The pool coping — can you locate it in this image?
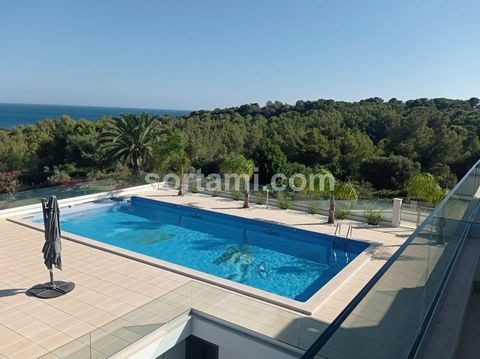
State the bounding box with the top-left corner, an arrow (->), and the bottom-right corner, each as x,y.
7,197 -> 378,316
9,215 -> 374,315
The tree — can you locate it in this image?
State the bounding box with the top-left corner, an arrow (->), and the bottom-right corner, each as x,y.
339,130 -> 376,179
220,154 -> 255,208
155,134 -> 191,196
0,171 -> 21,196
252,140 -> 288,183
1,97 -> 479,196
360,156 -> 420,189
406,173 -> 446,205
297,167 -> 358,224
335,181 -> 359,201
328,181 -> 359,224
98,113 -> 160,175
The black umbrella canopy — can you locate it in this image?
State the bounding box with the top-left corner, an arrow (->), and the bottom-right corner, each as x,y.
28,195 -> 74,298
42,195 -> 62,271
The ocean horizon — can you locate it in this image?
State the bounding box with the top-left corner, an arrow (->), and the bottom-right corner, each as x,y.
0,103 -> 191,129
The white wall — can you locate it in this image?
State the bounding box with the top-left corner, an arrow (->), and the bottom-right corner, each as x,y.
121,314 -> 302,359
191,316 -> 301,359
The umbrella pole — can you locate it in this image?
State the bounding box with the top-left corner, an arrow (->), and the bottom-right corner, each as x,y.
49,269 -> 56,289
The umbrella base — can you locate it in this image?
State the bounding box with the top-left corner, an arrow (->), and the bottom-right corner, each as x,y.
28,281 -> 75,299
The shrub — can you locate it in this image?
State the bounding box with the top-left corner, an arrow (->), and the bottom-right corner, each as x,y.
86,170 -> 104,182
308,205 -> 321,215
335,208 -> 350,220
211,190 -> 219,197
406,173 -> 446,205
276,192 -> 293,209
231,190 -> 242,200
47,169 -> 72,185
189,181 -> 199,193
365,209 -> 383,225
252,191 -> 266,205
0,171 -> 21,194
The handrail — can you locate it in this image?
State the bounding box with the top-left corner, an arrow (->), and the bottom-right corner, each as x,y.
301,160 -> 480,359
345,224 -> 352,238
332,222 -> 341,250
334,222 -> 341,236
344,224 -> 352,251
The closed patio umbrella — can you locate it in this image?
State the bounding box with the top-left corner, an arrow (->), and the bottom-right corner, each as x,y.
29,196 -> 75,298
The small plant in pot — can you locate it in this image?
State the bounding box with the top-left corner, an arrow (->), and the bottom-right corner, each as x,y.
276,192 -> 293,209
365,209 -> 383,225
189,181 -> 199,193
335,208 -> 350,220
231,190 -> 243,201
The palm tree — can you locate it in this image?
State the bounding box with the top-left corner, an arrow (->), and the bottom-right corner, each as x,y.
155,134 -> 191,196
407,173 -> 447,230
220,154 -> 255,208
99,113 -> 160,175
328,181 -> 359,224
407,173 -> 446,205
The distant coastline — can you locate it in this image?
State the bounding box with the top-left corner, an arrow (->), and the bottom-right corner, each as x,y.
0,103 -> 190,129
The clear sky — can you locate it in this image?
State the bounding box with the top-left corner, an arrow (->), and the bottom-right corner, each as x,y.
0,0 -> 478,110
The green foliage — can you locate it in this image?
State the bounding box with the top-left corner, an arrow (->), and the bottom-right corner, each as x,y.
276,192 -> 293,209
220,154 -> 255,207
360,156 -> 420,189
252,140 -> 289,183
220,154 -> 255,181
365,209 -> 383,225
0,172 -> 21,194
406,173 -> 447,205
1,98 -> 479,196
298,166 -> 334,196
155,134 -> 189,172
189,180 -> 199,193
335,208 -> 350,220
85,170 -> 104,181
47,170 -> 71,185
99,113 -> 160,175
252,191 -> 266,205
155,134 -> 191,195
335,181 -> 359,200
231,190 -> 243,200
308,205 -> 321,215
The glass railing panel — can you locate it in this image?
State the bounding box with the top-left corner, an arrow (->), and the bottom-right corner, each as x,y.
441,166 -> 480,221
328,236 -> 430,358
306,161 -> 480,359
0,178 -> 146,210
40,283 -> 193,359
188,281 -> 306,348
42,281 -> 318,358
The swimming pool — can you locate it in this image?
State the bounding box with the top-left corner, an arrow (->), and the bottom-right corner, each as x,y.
28,196 -> 368,302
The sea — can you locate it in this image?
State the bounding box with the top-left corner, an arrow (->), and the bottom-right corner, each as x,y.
0,103 -> 191,129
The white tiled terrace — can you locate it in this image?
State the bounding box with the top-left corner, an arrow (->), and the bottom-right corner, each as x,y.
0,189 -> 413,358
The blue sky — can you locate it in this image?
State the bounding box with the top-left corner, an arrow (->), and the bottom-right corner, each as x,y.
0,0 -> 478,110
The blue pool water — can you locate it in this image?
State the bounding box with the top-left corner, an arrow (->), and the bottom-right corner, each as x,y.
30,197 -> 368,301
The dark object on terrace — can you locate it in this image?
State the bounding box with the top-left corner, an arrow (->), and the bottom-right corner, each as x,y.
28,195 -> 75,298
